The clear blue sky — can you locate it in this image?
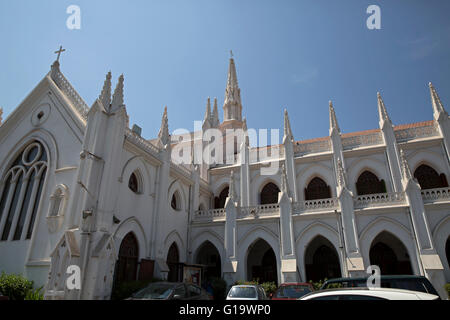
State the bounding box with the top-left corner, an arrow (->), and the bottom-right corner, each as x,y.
1,0 -> 450,142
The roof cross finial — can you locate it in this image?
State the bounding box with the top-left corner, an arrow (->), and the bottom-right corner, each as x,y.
54,45 -> 66,62
230,50 -> 233,58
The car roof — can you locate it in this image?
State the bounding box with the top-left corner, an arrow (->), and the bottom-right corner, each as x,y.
301,287 -> 438,300
324,275 -> 427,282
230,285 -> 259,288
279,283 -> 312,287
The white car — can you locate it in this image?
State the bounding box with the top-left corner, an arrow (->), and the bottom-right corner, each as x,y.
299,287 -> 440,300
226,285 -> 267,300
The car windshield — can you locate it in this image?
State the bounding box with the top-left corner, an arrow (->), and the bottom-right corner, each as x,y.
275,285 -> 312,298
132,283 -> 174,299
228,287 -> 257,298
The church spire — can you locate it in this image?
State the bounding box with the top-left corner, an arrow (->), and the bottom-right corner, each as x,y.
99,71 -> 112,109
223,53 -> 243,122
377,92 -> 392,126
329,100 -> 340,135
429,82 -> 448,120
111,74 -> 124,111
158,106 -> 170,147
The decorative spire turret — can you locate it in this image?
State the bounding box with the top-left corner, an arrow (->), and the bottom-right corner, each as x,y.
399,149 -> 413,181
99,71 -> 112,109
329,101 -> 340,135
228,170 -> 237,200
111,74 -> 124,111
283,109 -> 294,143
212,97 -> 220,127
0,107 -> 3,125
429,82 -> 448,120
223,54 -> 243,122
157,106 -> 170,147
377,92 -> 391,125
203,97 -> 211,124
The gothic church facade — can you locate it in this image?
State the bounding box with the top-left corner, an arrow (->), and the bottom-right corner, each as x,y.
0,55 -> 449,299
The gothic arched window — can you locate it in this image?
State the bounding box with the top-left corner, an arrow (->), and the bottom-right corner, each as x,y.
171,191 -> 182,211
355,171 -> 386,196
214,186 -> 229,209
260,182 -> 280,205
305,177 -> 331,200
128,172 -> 139,194
0,141 -> 48,241
413,164 -> 448,190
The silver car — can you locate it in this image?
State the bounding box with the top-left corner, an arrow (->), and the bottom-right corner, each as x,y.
226,285 -> 267,300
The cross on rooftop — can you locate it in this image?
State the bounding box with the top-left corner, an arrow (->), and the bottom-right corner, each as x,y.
54,46 -> 66,62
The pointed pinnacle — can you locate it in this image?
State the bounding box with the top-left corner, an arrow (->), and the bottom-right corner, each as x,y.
158,106 -> 170,147
284,109 -> 293,139
429,82 -> 447,116
99,71 -> 112,109
377,92 -> 391,123
212,97 -> 219,126
329,100 -> 340,134
111,74 -> 124,109
204,97 -> 211,121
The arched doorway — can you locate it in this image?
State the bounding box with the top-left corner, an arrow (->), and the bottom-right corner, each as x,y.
246,239 -> 278,285
115,232 -> 139,284
260,182 -> 280,205
195,241 -> 222,280
167,242 -> 181,282
305,236 -> 341,282
305,177 -> 331,200
369,231 -> 413,275
214,186 -> 229,209
414,164 -> 448,190
356,170 -> 386,195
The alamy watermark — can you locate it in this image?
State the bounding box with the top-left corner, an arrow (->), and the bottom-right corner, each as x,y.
171,122 -> 281,175
66,5 -> 81,30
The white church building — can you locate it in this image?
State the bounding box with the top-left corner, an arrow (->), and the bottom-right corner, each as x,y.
0,53 -> 449,299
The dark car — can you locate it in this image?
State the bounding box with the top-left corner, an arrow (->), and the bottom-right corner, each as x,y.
320,275 -> 440,297
128,282 -> 212,300
271,283 -> 314,300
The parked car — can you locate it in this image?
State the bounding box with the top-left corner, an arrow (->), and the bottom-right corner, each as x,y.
271,283 -> 314,300
320,275 -> 440,297
0,290 -> 8,300
299,287 -> 440,300
127,282 -> 212,300
226,285 -> 267,300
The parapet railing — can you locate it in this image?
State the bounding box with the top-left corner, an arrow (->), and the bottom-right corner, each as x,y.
421,187 -> 450,203
354,192 -> 406,209
239,203 -> 280,218
292,198 -> 339,215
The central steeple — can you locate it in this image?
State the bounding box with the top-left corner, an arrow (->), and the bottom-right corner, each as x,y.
223,53 -> 243,122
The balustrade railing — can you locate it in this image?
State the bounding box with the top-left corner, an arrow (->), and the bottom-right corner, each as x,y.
421,187 -> 450,203
292,198 -> 339,214
194,209 -> 226,221
239,203 -> 280,218
354,192 -> 406,209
